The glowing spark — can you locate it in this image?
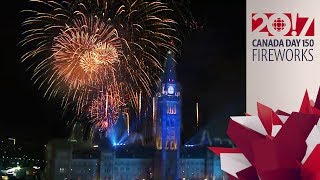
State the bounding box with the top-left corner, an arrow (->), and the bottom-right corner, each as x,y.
196,102 -> 199,129
139,90 -> 142,120
152,97 -> 156,127
105,92 -> 108,119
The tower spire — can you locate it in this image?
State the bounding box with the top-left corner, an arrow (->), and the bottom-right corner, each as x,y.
162,51 -> 177,83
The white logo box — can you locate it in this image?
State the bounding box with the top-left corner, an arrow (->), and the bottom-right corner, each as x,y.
246,0 -> 320,114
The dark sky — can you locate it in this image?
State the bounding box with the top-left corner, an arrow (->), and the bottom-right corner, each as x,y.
0,1 -> 245,148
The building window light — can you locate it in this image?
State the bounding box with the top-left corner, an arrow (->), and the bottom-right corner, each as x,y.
59,168 -> 66,173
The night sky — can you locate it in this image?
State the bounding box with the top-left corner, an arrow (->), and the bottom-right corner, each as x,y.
0,1 -> 245,149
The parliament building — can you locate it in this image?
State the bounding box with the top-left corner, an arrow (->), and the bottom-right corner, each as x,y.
45,52 -> 231,180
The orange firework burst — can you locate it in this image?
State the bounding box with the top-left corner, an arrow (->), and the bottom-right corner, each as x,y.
80,43 -> 119,74
52,15 -> 121,90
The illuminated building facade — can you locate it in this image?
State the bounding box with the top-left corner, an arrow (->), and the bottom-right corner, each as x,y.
45,141 -> 229,180
44,52 -> 231,180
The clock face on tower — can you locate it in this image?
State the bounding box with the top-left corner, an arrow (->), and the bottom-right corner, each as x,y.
168,85 -> 174,94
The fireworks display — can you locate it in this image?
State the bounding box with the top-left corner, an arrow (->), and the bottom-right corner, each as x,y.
87,81 -> 128,130
52,15 -> 121,89
21,0 -> 181,130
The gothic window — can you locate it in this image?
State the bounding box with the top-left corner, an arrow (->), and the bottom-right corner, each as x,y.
156,139 -> 162,150
166,104 -> 170,114
170,141 -> 174,150
172,104 -> 177,114
170,141 -> 177,150
165,140 -> 170,150
167,103 -> 177,114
